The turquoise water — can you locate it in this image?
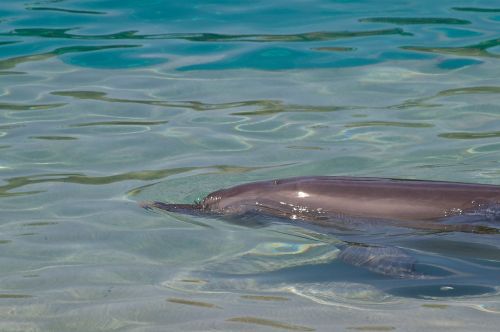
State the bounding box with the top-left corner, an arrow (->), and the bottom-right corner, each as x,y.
1,0 -> 500,330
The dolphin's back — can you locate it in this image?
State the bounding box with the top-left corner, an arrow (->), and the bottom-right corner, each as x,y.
203,176 -> 500,223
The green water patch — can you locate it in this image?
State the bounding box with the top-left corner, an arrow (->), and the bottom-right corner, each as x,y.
179,47 -> 381,71
2,28 -> 133,39
312,46 -> 356,52
392,86 -> 500,109
0,294 -> 32,299
435,27 -> 482,39
0,53 -> 52,70
402,37 -> 500,58
231,104 -> 352,116
0,41 -> 19,46
177,28 -> 411,42
26,7 -> 106,15
436,86 -> 500,97
52,91 -> 111,100
64,47 -> 166,68
70,120 -> 168,127
179,279 -> 206,284
51,90 -> 355,115
0,71 -> 25,75
379,50 -> 434,60
0,124 -> 24,130
0,240 -> 11,244
0,44 -> 139,70
30,136 -> 77,140
23,221 -> 58,226
0,102 -> 66,111
227,317 -> 315,331
169,28 -> 411,43
438,131 -> 500,139
167,297 -> 221,309
287,146 -> 325,151
4,27 -> 411,42
52,90 -> 274,112
359,17 -> 470,25
344,121 -> 434,128
389,100 -> 442,110
241,295 -> 289,301
437,58 -> 482,69
452,7 -> 500,13
347,327 -> 395,331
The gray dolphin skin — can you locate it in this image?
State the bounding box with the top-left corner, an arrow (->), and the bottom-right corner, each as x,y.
145,176 -> 500,233
143,176 -> 500,277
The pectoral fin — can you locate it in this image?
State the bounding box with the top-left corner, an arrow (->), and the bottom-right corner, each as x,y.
338,244 -> 417,278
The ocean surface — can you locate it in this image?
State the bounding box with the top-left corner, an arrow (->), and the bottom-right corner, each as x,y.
1,0 -> 500,331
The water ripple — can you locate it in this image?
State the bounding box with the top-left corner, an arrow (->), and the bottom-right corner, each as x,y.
26,7 -> 106,15
3,27 -> 411,42
439,131 -> 500,139
0,45 -> 140,70
313,46 -> 356,52
70,120 -> 169,127
51,90 -> 278,111
452,7 -> 500,13
344,121 -> 434,128
402,38 -> 500,58
0,102 -> 66,111
29,136 -> 77,140
392,86 -> 500,109
0,41 -> 19,46
50,90 -> 356,115
359,17 -> 471,25
227,316 -> 315,331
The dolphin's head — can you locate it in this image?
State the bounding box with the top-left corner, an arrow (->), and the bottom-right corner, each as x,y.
200,180 -> 279,215
140,181 -> 270,216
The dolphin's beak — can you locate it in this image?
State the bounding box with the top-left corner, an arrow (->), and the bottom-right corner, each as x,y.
140,201 -> 203,215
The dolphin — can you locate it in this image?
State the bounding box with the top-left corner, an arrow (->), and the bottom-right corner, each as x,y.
143,176 -> 500,232
141,176 -> 500,277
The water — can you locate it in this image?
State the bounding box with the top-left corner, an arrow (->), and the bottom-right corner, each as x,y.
1,0 -> 499,330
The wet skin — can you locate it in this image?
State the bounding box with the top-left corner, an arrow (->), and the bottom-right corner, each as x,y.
146,176 -> 500,233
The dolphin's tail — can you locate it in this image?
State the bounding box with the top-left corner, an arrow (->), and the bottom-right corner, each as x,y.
140,201 -> 203,215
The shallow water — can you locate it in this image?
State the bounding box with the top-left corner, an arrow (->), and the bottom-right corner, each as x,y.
1,0 -> 500,331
